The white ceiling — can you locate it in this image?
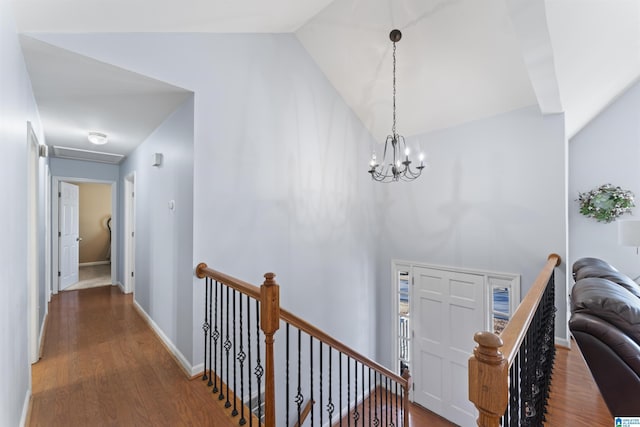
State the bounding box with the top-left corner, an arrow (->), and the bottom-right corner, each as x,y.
11,0 -> 640,161
19,36 -> 191,161
11,0 -> 336,33
296,0 -> 539,142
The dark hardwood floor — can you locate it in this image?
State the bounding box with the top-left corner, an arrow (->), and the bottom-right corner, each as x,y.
545,343 -> 612,426
28,285 -> 612,426
28,286 -> 234,426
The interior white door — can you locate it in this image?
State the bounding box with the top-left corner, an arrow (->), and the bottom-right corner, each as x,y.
412,267 -> 484,426
59,182 -> 79,290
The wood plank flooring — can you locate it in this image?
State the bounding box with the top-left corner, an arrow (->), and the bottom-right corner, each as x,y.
545,343 -> 612,426
28,286 -> 235,426
28,285 -> 613,426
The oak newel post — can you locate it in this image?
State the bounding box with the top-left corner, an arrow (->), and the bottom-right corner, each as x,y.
261,272 -> 280,427
402,368 -> 412,427
468,331 -> 508,427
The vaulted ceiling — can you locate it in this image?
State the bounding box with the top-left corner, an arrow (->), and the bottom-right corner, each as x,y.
11,0 -> 640,161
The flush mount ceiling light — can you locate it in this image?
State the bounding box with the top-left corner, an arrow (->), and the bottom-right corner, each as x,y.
368,29 -> 425,183
88,131 -> 108,145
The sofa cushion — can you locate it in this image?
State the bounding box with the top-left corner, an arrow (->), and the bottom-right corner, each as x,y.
571,277 -> 640,345
572,257 -> 617,279
573,267 -> 640,299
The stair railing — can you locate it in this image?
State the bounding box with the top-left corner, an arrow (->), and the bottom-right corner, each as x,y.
196,263 -> 411,427
468,253 -> 561,427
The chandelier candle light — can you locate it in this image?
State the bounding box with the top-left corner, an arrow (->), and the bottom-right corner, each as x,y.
368,29 -> 425,183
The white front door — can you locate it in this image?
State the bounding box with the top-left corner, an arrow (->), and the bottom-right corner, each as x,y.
412,267 -> 483,426
59,182 -> 79,290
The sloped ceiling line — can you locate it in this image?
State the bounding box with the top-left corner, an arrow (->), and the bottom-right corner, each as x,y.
506,0 -> 563,115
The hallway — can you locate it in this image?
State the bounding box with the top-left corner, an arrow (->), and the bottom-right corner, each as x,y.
28,286 -> 233,426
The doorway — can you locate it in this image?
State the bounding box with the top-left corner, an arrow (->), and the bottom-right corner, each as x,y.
391,260 -> 520,426
52,177 -> 117,294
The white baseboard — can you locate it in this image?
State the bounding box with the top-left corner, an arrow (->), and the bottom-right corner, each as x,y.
192,362 -> 204,377
37,309 -> 48,360
555,336 -> 570,348
133,300 -> 197,377
19,387 -> 31,427
115,281 -> 125,293
79,261 -> 110,267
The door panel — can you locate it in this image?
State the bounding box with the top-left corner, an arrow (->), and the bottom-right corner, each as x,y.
413,267 -> 483,426
60,182 -> 79,290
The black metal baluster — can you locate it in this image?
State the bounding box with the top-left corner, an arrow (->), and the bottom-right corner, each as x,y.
320,342 -> 323,426
400,380 -> 403,427
328,349 -> 334,422
296,329 -> 303,425
368,368 -> 372,427
202,277 -> 210,382
213,281 -> 220,394
218,281 -> 225,402
373,372 -> 379,427
208,278 -> 213,386
347,356 -> 351,427
354,360 -> 359,427
255,300 -> 263,423
310,335 -> 314,427
246,295 -> 253,427
225,286 -> 232,409
509,353 -> 519,427
394,381 -> 399,427
361,363 -> 365,427
286,323 -> 290,426
339,352 -> 343,427
385,377 -> 389,427
232,289 -> 238,417
238,292 -> 246,425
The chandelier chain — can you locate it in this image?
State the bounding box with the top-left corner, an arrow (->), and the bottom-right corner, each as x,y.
392,41 -> 397,137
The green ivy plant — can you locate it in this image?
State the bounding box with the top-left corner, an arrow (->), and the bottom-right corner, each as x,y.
578,184 -> 635,223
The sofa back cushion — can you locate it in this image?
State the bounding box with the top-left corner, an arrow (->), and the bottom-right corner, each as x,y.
571,277 -> 640,345
573,267 -> 640,299
573,257 -> 618,279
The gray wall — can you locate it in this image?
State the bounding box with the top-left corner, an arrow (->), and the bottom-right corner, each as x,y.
34,32 -> 380,367
0,0 -> 46,424
119,96 -> 195,363
374,106 -> 568,367
570,79 -> 640,276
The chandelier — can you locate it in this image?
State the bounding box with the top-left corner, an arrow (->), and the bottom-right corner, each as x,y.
368,29 -> 425,183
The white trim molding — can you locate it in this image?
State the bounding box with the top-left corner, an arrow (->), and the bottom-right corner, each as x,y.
133,300 -> 198,378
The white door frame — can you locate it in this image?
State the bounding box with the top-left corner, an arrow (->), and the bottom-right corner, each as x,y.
52,176 -> 117,293
44,164 -> 52,304
124,173 -> 135,294
27,122 -> 39,364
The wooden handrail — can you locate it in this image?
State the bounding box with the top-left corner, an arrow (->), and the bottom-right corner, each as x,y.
280,308 -> 408,388
468,253 -> 561,427
196,263 -> 261,300
500,253 -> 561,365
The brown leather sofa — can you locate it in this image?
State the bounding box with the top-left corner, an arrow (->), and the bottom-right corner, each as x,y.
570,257 -> 640,416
